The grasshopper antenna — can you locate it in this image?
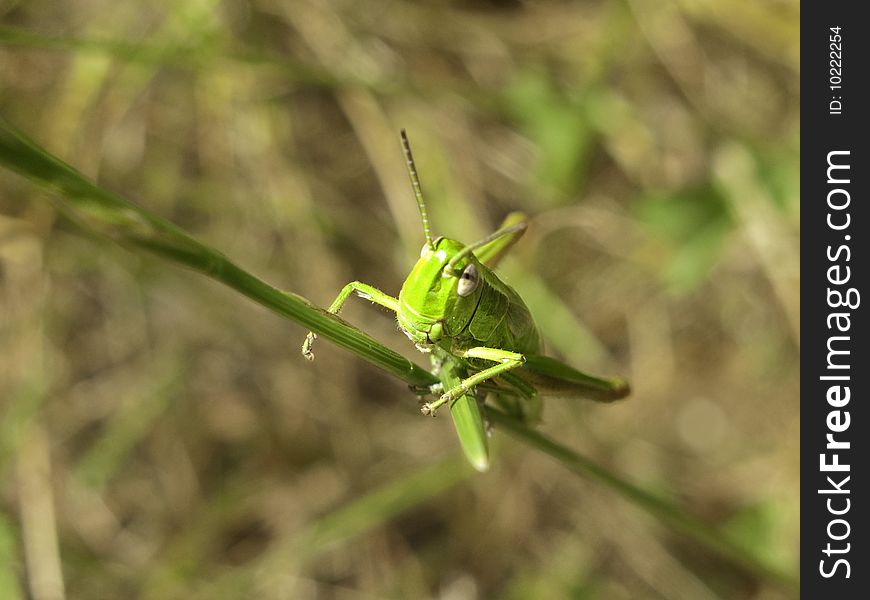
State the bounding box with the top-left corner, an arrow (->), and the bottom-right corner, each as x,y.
400,129 -> 434,249
446,222 -> 527,274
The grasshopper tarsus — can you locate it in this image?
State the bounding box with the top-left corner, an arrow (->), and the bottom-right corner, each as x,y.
419,391 -> 453,417
301,333 -> 317,361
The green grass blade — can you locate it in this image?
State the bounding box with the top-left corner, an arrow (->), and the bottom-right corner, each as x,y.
487,408 -> 799,593
148,456 -> 470,599
0,513 -> 24,600
0,121 -> 795,592
0,25 -> 343,89
285,456 -> 469,558
0,120 -> 437,389
441,359 -> 490,472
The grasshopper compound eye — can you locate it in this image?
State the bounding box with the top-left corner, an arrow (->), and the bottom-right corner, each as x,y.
457,263 -> 479,297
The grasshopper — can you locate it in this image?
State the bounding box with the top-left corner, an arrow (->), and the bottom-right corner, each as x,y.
303,130 -> 629,470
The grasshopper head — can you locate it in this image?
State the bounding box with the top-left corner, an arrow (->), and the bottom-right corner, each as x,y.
397,237 -> 483,349
396,130 -> 521,349
396,130 -> 484,349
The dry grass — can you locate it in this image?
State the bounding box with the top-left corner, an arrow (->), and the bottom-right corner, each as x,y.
1,0 -> 798,598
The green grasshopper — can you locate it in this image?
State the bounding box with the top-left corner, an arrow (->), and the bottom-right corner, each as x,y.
303,130 -> 629,470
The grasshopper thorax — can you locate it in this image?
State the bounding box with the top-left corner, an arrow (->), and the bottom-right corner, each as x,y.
397,237 -> 483,349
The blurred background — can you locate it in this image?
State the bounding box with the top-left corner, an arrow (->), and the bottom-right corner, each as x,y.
1,0 -> 798,598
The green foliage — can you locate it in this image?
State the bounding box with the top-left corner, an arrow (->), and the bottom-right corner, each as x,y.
0,117 -> 794,594
504,70 -> 596,203
634,185 -> 733,293
0,1 -> 799,596
0,514 -> 23,600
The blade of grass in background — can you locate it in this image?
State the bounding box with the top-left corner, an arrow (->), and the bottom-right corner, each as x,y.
72,360 -> 184,490
0,120 -> 797,591
140,456 -> 470,599
0,513 -> 24,600
488,408 -> 798,592
0,25 -> 344,90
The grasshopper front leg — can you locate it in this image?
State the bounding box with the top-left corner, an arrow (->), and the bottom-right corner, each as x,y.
302,281 -> 399,360
421,347 -> 525,415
